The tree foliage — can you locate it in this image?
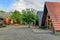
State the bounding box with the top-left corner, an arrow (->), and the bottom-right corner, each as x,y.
10,9 -> 37,24
22,9 -> 37,24
10,10 -> 22,23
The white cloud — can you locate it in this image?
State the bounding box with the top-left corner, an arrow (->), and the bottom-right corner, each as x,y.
10,0 -> 26,11
10,0 -> 60,11
10,0 -> 44,11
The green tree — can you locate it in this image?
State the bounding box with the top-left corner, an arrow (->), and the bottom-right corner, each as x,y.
22,9 -> 37,27
10,10 -> 22,24
0,10 -> 5,13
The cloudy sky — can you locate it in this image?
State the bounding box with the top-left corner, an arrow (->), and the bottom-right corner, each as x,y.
0,0 -> 60,12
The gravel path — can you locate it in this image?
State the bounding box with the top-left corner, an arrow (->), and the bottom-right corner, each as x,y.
0,25 -> 60,40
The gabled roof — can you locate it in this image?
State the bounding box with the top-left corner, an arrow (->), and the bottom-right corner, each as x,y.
44,2 -> 60,30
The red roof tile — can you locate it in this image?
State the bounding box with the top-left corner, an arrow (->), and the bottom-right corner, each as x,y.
45,2 -> 60,30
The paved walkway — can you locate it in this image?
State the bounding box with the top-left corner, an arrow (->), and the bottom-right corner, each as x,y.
0,25 -> 60,40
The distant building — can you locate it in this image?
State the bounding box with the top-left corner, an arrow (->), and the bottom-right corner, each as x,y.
37,11 -> 43,27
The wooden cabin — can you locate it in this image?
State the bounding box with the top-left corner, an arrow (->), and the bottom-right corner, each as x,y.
41,2 -> 60,31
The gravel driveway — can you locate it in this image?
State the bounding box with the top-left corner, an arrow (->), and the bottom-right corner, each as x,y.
0,25 -> 60,40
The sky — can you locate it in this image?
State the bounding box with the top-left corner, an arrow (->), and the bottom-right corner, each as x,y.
0,0 -> 60,12
0,0 -> 15,11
